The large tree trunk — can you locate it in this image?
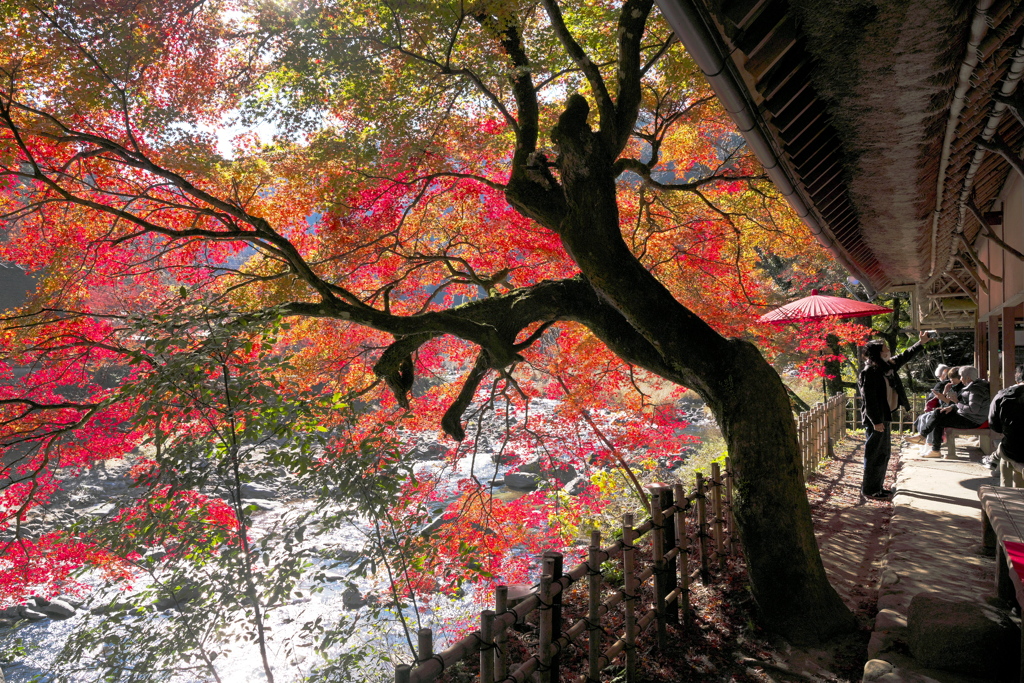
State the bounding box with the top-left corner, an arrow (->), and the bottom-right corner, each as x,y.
710,341 -> 858,642
544,94 -> 857,644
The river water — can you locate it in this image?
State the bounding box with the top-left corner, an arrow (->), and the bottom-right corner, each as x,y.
1,399 -> 718,682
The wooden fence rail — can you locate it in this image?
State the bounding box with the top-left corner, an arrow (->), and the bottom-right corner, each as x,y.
394,464 -> 736,683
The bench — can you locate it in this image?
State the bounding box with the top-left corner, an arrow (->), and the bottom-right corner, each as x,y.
946,425 -> 1001,459
978,485 -> 1024,681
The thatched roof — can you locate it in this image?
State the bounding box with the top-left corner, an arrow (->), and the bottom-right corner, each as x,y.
660,0 -> 1024,323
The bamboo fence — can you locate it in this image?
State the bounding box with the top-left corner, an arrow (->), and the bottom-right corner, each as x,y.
796,394 -> 847,474
394,464 -> 735,683
394,396 -> 851,683
844,392 -> 929,433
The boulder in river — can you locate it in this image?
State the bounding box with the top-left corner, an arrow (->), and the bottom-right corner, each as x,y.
240,482 -> 277,499
154,583 -> 202,611
18,606 -> 47,621
409,442 -> 447,461
504,459 -> 578,491
39,599 -> 76,619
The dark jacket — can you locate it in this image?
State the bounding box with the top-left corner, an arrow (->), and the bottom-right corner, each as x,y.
859,342 -> 925,427
955,379 -> 990,424
989,383 -> 1024,462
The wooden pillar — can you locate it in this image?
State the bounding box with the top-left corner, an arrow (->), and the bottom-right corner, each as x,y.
990,313 -> 1002,390
977,320 -> 987,377
1004,304 -> 1021,389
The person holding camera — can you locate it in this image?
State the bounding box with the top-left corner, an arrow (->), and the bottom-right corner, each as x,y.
858,330 -> 931,499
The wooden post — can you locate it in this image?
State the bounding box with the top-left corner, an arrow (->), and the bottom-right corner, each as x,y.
494,586 -> 509,680
657,486 -> 677,623
480,610 -> 495,683
696,473 -> 710,584
990,313 -> 1001,390
800,413 -> 809,472
588,530 -> 601,682
538,573 -> 554,683
673,483 -> 690,628
711,462 -> 725,567
543,550 -> 563,679
649,488 -> 668,649
417,628 -> 433,666
723,457 -> 734,556
623,513 -> 637,683
395,664 -> 412,683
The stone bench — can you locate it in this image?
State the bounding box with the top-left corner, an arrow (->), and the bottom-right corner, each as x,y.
978,485 -> 1024,681
946,426 -> 1001,459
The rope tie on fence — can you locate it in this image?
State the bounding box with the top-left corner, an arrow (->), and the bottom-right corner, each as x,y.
468,632 -> 496,651
429,654 -> 446,674
622,589 -> 639,603
586,563 -> 602,577
620,542 -> 636,552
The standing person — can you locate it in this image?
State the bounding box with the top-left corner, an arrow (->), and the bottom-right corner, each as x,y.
922,366 -> 990,458
859,331 -> 930,499
989,365 -> 1024,487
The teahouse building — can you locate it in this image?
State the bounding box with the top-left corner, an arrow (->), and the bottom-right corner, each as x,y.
656,0 -> 1024,392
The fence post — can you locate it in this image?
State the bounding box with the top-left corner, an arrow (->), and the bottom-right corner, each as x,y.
395,664 -> 412,683
672,483 -> 690,628
711,462 -> 725,568
538,573 -> 554,683
723,457 -> 734,556
695,473 -> 710,584
417,628 -> 433,666
649,488 -> 668,649
588,530 -> 601,682
623,513 -> 637,683
480,610 -> 495,683
655,485 -> 677,623
543,551 -> 563,680
494,586 -> 508,680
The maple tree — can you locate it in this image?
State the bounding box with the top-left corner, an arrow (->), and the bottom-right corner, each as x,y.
0,0 -> 858,652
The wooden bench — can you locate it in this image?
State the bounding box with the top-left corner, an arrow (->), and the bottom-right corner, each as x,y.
978,485 -> 1024,681
947,426 -> 1001,459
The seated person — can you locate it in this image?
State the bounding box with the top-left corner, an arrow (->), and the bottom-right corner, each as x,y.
925,364 -> 950,411
989,364 -> 1024,486
910,365 -> 959,443
938,366 -> 963,406
922,366 -> 990,458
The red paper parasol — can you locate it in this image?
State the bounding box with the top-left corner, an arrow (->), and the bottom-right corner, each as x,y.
759,290 -> 892,323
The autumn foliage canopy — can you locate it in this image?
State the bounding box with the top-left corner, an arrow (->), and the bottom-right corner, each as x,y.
0,0 -> 861,617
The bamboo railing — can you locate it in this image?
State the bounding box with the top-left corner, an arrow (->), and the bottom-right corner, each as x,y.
844,392 -> 929,433
796,394 -> 847,475
394,463 -> 736,683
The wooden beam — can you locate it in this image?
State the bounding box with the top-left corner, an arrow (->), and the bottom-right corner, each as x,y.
958,235 -> 1002,284
945,267 -> 981,302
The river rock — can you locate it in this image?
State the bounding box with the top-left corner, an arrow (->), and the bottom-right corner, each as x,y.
18,606 -> 47,620
0,618 -> 14,628
342,586 -> 367,610
0,606 -> 20,619
504,459 -> 578,491
240,482 -> 277,499
30,596 -> 50,608
154,583 -> 202,611
90,600 -> 138,616
410,442 -> 447,461
39,599 -> 76,619
907,593 -> 1019,676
